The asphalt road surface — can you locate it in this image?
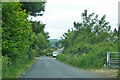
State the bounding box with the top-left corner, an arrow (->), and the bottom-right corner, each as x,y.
20,56 -> 103,78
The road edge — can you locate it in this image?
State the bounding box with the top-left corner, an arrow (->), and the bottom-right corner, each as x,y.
17,58 -> 37,78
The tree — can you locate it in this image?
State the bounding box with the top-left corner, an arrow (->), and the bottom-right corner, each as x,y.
55,42 -> 58,47
31,21 -> 45,35
58,10 -> 118,69
59,9 -> 116,56
29,21 -> 49,56
2,2 -> 33,60
72,10 -> 111,44
20,2 -> 46,16
2,2 -> 50,78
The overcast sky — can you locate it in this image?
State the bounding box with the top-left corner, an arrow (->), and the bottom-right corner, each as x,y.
30,0 -> 120,39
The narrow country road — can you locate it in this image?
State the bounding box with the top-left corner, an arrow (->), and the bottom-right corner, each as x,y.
20,56 -> 103,78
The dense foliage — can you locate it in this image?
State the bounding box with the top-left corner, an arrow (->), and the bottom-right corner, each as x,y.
43,48 -> 54,56
20,2 -> 46,16
0,2 -> 1,79
57,10 -> 118,69
2,2 -> 49,78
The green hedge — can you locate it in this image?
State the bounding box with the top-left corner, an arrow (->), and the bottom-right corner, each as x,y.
57,41 -> 118,69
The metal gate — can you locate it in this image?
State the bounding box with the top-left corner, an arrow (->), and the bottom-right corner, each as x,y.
107,52 -> 120,67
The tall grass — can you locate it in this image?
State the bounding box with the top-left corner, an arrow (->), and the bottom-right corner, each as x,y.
57,41 -> 118,69
2,57 -> 36,78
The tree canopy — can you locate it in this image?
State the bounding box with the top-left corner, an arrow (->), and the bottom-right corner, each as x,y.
2,2 -> 49,78
58,10 -> 118,69
20,2 -> 46,16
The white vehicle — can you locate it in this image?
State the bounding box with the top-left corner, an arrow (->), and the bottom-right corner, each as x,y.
52,52 -> 58,58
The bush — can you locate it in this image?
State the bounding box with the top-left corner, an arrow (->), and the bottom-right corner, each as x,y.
43,48 -> 54,56
46,53 -> 52,56
57,41 -> 118,69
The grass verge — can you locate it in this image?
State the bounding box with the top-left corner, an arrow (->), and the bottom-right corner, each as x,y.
86,69 -> 118,78
17,58 -> 37,78
2,58 -> 37,78
56,53 -> 118,78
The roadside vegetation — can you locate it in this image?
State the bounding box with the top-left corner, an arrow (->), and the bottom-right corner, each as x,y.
2,2 -> 49,78
57,10 -> 118,69
0,2 -> 2,80
2,2 -> 120,79
43,48 -> 54,56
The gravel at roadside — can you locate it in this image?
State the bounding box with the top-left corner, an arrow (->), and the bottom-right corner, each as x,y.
86,69 -> 118,78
